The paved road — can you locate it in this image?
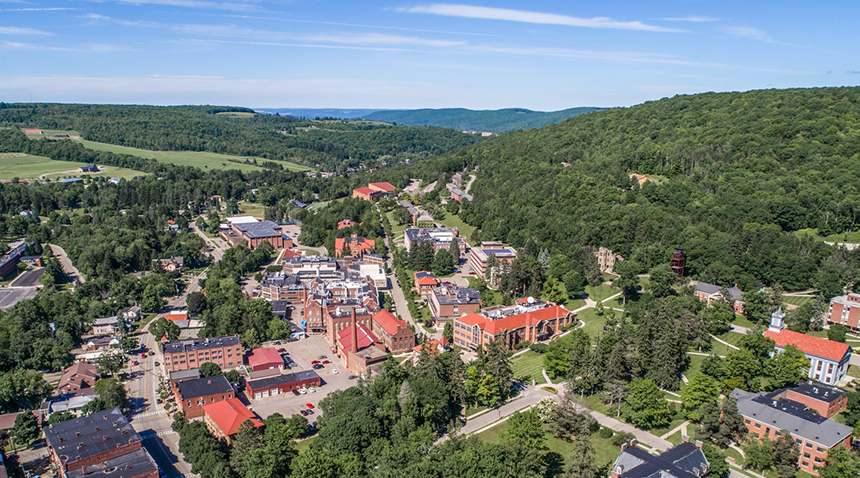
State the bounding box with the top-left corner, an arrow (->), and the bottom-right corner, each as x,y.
190,223 -> 225,262
10,267 -> 45,287
457,385 -> 552,437
49,244 -> 85,282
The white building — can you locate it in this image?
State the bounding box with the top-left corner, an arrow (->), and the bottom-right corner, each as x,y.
765,308 -> 852,386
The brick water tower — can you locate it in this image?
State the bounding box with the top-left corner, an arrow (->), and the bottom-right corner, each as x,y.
670,247 -> 686,277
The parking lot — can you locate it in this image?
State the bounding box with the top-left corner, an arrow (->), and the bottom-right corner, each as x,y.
244,335 -> 359,420
0,286 -> 38,309
10,267 -> 45,287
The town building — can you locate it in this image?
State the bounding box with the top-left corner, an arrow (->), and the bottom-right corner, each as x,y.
453,298 -> 575,351
693,282 -> 745,315
427,284 -> 482,326
732,388 -> 852,475
58,363 -> 100,394
118,306 -> 142,324
344,262 -> 388,290
245,347 -> 284,372
162,335 -> 243,372
411,337 -> 451,365
282,256 -> 340,280
224,220 -> 292,250
404,228 -> 467,255
610,439 -> 709,478
337,218 -> 355,229
446,183 -> 473,203
321,304 -> 376,349
244,370 -> 321,399
336,318 -> 388,374
765,308 -> 852,386
370,310 -> 415,354
826,291 -> 860,330
158,256 -> 184,272
468,242 -> 517,283
167,369 -> 200,383
352,187 -> 383,201
334,234 -> 376,258
414,271 -> 439,297
595,246 -> 623,274
770,381 -> 849,419
44,408 -> 155,478
83,335 -> 120,351
259,271 -> 304,303
0,242 -> 33,278
202,398 -> 263,446
41,389 -> 98,420
66,448 -> 157,478
171,375 -> 235,419
368,182 -> 396,195
88,317 -> 119,336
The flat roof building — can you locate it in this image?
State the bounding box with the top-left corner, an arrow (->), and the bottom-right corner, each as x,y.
162,335 -> 243,372
171,375 -> 235,419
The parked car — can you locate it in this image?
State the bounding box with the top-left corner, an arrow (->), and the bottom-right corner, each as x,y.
332,369 -> 338,374
154,361 -> 159,366
305,409 -> 314,415
133,361 -> 139,366
273,341 -> 282,345
141,353 -> 147,359
308,388 -> 316,393
299,388 -> 307,394
321,360 -> 331,364
311,360 -> 320,365
278,348 -> 287,353
313,364 -> 324,370
317,355 -> 327,359
348,375 -> 357,380
306,403 -> 314,409
292,390 -> 300,396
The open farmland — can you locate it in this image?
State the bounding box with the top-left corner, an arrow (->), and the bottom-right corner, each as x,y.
0,153 -> 146,180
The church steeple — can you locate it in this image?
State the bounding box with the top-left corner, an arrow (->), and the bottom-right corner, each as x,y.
768,307 -> 785,333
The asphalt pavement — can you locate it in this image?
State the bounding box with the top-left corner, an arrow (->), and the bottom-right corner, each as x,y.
9,267 -> 45,287
49,244 -> 85,282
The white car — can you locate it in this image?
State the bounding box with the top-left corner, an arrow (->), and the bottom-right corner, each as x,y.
332,369 -> 338,374
308,388 -> 316,393
299,388 -> 307,394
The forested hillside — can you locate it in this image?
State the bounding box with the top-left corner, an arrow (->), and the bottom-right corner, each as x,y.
396,87 -> 860,295
363,107 -> 604,132
0,103 -> 483,171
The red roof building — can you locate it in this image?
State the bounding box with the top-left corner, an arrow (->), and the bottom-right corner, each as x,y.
766,308 -> 852,386
166,311 -> 188,322
368,182 -> 396,194
335,312 -> 388,374
352,187 -> 382,201
203,398 -> 263,446
414,271 -> 439,296
335,234 -> 375,258
245,347 -> 284,372
371,310 -> 415,354
57,362 -> 100,394
453,299 -> 574,351
338,218 -> 355,229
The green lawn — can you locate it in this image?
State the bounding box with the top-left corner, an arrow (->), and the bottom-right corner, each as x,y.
794,227 -> 860,245
385,211 -> 409,241
510,351 -> 545,383
80,139 -> 313,172
666,430 -> 682,445
732,314 -> 758,330
0,153 -> 146,180
680,354 -> 708,390
476,421 -> 620,470
295,436 -> 317,454
713,330 -> 745,347
576,307 -> 613,340
564,297 -> 587,311
585,284 -> 619,303
435,213 -> 477,243
781,295 -> 814,307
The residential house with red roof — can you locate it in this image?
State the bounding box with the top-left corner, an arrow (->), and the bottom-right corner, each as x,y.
453,298 -> 575,351
335,234 -> 375,258
371,310 -> 415,354
58,363 -> 100,394
411,337 -> 450,365
765,308 -> 852,386
203,398 -> 263,446
338,218 -> 355,229
352,187 -> 383,201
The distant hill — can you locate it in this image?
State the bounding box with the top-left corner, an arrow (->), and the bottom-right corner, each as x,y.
254,108 -> 382,119
361,107 -> 605,132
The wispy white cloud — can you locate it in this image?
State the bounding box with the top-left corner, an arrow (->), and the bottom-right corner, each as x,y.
848,70 -> 860,74
0,41 -> 129,52
0,26 -> 52,35
398,4 -> 685,32
661,16 -> 720,22
92,0 -> 257,12
2,7 -> 76,11
722,26 -> 797,46
226,14 -> 501,38
305,33 -> 465,48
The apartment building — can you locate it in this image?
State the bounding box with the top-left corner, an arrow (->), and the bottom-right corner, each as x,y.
827,292 -> 860,330
162,335 -> 243,372
468,242 -> 517,283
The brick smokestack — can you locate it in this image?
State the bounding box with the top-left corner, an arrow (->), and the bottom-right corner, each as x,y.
351,308 -> 358,354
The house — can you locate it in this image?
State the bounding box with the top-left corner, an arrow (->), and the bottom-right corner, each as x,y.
826,291 -> 860,330
610,439 -> 709,478
245,347 -> 284,372
83,335 -> 120,351
162,335 -> 243,372
404,228 -> 467,255
693,282 -> 745,315
414,271 -> 439,297
244,370 -> 321,399
468,242 -> 517,283
202,398 -> 263,446
769,381 -> 848,419
58,362 -> 100,394
159,256 -> 184,272
352,187 -> 383,201
78,164 -> 99,173
337,218 -> 355,229
453,298 -> 575,351
88,317 -> 119,335
371,310 -> 415,354
765,308 -> 852,386
595,246 -> 623,274
334,234 -> 375,258
24,130 -> 42,134
171,375 -> 235,419
44,408 -> 155,478
368,182 -> 396,195
119,306 -> 142,323
41,389 -> 98,420
427,284 -> 481,327
732,388 -> 852,475
629,173 -> 653,186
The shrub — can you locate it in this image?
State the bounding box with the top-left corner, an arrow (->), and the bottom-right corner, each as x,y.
513,341 -> 532,350
612,431 -> 636,447
599,427 -> 614,439
541,386 -> 557,394
529,343 -> 548,353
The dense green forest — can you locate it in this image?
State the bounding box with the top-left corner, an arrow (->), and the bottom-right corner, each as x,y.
0,103 -> 483,171
393,87 -> 860,296
363,107 -> 604,132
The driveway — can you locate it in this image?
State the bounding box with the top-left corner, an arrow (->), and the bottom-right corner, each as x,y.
49,244 -> 85,282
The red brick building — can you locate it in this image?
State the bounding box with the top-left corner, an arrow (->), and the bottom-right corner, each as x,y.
414,271 -> 439,297
335,234 -> 375,258
352,187 -> 383,201
368,182 -> 396,195
229,221 -> 292,250
733,388 -> 852,475
203,398 -> 263,446
57,362 -> 100,394
244,370 -> 321,399
162,335 -> 243,372
827,292 -> 860,330
371,310 -> 415,354
453,298 -> 575,351
245,347 -> 284,372
336,315 -> 388,374
777,381 -> 848,419
171,375 -> 235,419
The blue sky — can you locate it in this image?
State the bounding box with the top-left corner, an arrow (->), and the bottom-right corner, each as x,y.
1,1 -> 858,110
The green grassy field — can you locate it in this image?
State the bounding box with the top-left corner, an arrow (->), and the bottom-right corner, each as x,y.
510,351 -> 545,382
385,211 -> 409,241
781,295 -> 814,307
0,153 -> 146,180
732,314 -> 758,330
794,227 -> 860,244
585,284 -> 619,303
436,212 -> 476,243
80,139 -> 313,172
680,354 -> 708,390
577,307 -> 613,340
295,436 -> 317,454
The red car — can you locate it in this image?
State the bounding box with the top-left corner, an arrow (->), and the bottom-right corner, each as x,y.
322,360 -> 331,364
311,360 -> 320,365
306,403 -> 314,409
278,348 -> 287,353
141,353 -> 147,359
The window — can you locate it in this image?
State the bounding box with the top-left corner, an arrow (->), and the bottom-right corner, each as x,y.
817,446 -> 824,452
806,443 -> 812,448
754,423 -> 761,429
803,453 -> 811,459
745,419 -> 751,424
802,461 -> 809,467
814,457 -> 822,463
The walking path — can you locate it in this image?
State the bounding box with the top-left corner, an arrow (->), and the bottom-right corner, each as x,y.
710,334 -> 739,350
659,420 -> 691,440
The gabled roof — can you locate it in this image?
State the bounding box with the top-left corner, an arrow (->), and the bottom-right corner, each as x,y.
353,187 -> 375,195
613,442 -> 708,478
694,282 -> 744,301
368,182 -> 396,193
246,347 -> 283,368
202,398 -> 263,436
337,323 -> 379,353
414,271 -> 438,286
764,329 -> 851,362
373,310 -> 407,336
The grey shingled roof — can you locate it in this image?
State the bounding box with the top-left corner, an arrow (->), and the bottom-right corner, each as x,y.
732,388 -> 853,448
246,370 -> 320,390
44,408 -> 140,466
613,443 -> 708,478
163,335 -> 240,354
66,448 -> 157,478
694,282 -> 744,301
174,375 -> 233,399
